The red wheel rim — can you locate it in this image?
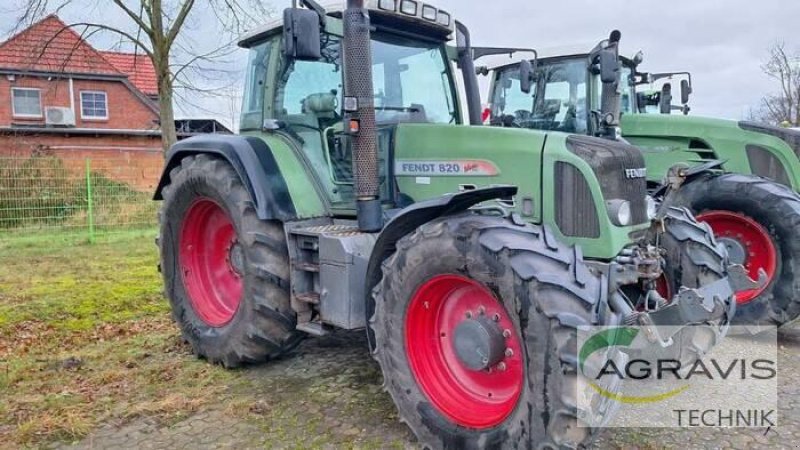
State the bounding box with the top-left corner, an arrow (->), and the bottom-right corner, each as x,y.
405,275 -> 523,429
179,199 -> 243,327
655,274 -> 673,302
697,210 -> 777,305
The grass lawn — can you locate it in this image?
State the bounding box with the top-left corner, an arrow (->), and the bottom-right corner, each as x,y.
0,231 -> 238,446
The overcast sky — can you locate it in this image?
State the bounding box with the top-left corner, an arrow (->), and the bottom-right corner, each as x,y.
2,0 -> 798,127
437,0 -> 800,120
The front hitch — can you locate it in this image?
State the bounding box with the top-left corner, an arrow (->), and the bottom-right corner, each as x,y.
727,264 -> 769,293
628,264 -> 767,346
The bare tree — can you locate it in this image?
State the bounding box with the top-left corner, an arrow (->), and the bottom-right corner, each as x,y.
11,0 -> 273,152
751,43 -> 800,127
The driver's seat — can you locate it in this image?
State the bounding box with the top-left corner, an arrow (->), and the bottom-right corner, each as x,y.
295,93 -> 341,195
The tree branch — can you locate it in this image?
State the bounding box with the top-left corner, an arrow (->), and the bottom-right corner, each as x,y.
110,0 -> 154,38
166,0 -> 196,47
68,22 -> 155,59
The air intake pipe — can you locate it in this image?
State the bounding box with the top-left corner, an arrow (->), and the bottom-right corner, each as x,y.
455,21 -> 483,126
343,0 -> 383,232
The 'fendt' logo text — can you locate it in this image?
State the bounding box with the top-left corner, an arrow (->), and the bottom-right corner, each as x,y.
625,168 -> 647,179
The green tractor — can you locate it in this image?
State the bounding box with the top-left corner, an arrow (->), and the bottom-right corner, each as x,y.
485,31 -> 799,332
155,4 -> 745,446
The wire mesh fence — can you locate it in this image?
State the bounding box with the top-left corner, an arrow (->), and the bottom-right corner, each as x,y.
0,154 -> 162,245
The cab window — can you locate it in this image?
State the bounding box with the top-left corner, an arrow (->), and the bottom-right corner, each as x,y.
240,39 -> 274,131
272,32 -> 458,207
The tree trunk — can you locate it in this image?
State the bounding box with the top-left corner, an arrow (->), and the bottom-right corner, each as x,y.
795,90 -> 800,127
156,63 -> 177,155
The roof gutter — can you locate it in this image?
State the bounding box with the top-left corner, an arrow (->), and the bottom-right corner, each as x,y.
0,68 -> 127,81
0,126 -> 162,137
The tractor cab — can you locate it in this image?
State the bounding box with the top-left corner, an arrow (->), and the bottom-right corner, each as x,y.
238,1 -> 465,210
488,51 -> 640,136
486,49 -> 691,134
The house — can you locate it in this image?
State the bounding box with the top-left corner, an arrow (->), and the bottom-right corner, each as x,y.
0,15 -> 163,190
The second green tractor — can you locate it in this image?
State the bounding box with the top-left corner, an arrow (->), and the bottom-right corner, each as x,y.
485,31 -> 800,331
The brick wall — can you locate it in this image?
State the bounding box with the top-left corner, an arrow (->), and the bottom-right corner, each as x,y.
0,133 -> 163,191
0,75 -> 158,130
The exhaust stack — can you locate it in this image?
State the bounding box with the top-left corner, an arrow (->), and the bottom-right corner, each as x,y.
343,0 -> 383,232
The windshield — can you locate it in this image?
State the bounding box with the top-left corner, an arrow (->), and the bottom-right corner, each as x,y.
275,32 -> 457,128
490,58 -> 588,134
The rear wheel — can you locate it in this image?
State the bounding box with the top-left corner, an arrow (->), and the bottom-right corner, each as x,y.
672,174 -> 800,328
695,210 -> 776,303
372,213 -> 622,448
159,154 -> 302,368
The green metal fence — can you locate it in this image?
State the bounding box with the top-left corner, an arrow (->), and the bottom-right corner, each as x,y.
0,155 -> 161,245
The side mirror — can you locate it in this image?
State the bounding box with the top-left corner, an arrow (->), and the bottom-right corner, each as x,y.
520,59 -> 535,94
660,83 -> 673,115
599,49 -> 620,84
283,8 -> 322,61
680,79 -> 692,105
633,50 -> 644,66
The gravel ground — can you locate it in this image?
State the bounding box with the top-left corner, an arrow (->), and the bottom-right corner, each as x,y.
53,325 -> 800,449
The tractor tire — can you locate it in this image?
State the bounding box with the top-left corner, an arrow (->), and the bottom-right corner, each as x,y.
372,213 -> 623,449
671,173 -> 800,329
647,206 -> 733,364
159,154 -> 302,368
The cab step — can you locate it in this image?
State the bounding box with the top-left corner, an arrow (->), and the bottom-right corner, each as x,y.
296,292 -> 321,305
296,321 -> 330,336
295,262 -> 320,273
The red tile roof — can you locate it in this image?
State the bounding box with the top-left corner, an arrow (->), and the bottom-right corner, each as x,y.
0,15 -> 159,97
0,15 -> 122,76
101,51 -> 159,96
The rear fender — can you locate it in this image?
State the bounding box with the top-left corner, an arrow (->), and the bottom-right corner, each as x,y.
153,135 -> 296,221
364,185 -> 518,350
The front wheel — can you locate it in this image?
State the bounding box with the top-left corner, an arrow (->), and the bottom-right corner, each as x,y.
372,213 -> 622,448
671,174 -> 800,329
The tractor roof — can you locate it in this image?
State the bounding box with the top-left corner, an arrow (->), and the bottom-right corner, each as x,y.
487,44 -> 591,72
239,1 -> 455,48
487,44 -> 641,75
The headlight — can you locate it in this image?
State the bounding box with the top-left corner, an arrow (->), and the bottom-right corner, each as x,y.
436,10 -> 451,26
607,199 -> 632,227
646,196 -> 658,220
421,4 -> 437,20
400,0 -> 418,15
378,0 -> 397,10
366,0 -> 455,33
